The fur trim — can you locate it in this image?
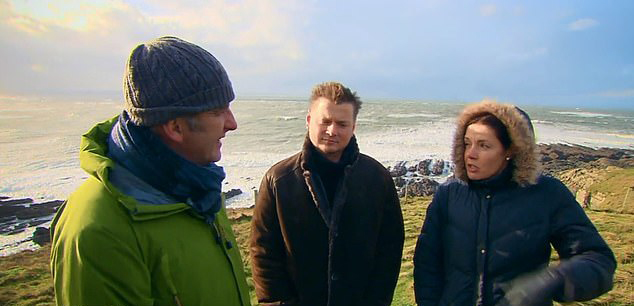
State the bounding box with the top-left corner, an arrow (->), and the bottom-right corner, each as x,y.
452,99 -> 540,186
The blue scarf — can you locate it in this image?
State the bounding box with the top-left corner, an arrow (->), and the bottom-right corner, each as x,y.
107,112 -> 225,224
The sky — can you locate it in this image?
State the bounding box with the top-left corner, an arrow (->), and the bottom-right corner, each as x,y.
1,0 -> 633,110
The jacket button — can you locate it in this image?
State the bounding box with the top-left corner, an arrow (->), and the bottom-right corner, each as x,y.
480,249 -> 486,254
331,273 -> 339,281
485,195 -> 491,199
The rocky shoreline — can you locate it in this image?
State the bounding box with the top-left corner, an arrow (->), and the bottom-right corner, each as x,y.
1,143 -> 633,251
386,143 -> 634,197
539,143 -> 634,174
0,188 -> 243,248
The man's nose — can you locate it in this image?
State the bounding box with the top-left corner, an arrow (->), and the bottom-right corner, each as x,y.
225,108 -> 238,131
326,123 -> 337,136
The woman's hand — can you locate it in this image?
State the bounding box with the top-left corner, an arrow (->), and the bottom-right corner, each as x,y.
500,267 -> 563,306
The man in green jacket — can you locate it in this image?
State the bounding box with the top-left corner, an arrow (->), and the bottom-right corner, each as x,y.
50,36 -> 250,305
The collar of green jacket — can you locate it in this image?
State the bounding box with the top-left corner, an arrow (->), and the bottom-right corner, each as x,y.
80,115 -> 193,221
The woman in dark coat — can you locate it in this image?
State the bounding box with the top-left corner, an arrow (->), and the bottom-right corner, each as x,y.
413,100 -> 616,306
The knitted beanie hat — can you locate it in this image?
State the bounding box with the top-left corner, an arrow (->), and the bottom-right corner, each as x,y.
123,36 -> 235,126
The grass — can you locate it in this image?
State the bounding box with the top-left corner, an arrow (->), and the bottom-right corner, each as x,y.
390,196 -> 427,306
2,168 -> 634,305
0,246 -> 54,306
390,198 -> 634,306
589,168 -> 634,214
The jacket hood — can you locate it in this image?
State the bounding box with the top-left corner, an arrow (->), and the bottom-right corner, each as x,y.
452,100 -> 540,186
79,115 -> 191,220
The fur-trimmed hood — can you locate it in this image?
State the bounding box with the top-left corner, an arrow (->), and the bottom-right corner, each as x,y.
452,100 -> 540,186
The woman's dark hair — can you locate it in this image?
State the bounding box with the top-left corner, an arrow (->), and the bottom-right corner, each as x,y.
466,113 -> 512,149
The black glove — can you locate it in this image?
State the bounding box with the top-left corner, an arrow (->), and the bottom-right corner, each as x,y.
500,267 -> 564,306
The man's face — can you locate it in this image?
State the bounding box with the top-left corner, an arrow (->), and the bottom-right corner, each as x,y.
178,105 -> 238,165
307,97 -> 356,162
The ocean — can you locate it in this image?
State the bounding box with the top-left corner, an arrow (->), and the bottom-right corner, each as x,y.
1,97 -> 633,255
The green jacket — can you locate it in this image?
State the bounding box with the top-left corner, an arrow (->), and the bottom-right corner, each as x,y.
50,116 -> 251,306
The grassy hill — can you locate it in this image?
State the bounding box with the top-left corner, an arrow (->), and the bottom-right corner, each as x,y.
2,168 -> 634,305
559,167 -> 634,214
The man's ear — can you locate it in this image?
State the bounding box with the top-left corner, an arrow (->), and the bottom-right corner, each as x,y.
306,112 -> 311,128
154,119 -> 186,143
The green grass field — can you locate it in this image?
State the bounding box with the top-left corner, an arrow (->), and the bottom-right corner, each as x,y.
2,169 -> 633,305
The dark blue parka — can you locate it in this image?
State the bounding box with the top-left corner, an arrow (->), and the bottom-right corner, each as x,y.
413,101 -> 616,306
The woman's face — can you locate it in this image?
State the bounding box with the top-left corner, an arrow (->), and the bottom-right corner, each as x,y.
463,122 -> 510,181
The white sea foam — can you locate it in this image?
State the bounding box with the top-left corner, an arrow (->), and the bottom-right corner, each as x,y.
0,226 -> 42,257
531,119 -> 553,125
550,111 -> 613,118
534,122 -> 634,149
386,113 -> 441,118
276,116 -> 299,121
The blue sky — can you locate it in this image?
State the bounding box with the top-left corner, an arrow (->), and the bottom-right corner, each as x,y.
1,0 -> 633,109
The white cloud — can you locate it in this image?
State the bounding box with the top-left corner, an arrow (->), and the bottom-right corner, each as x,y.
568,18 -> 598,31
480,4 -> 497,17
0,0 -> 310,95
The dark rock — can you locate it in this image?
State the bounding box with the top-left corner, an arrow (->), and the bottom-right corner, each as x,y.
33,226 -> 51,246
0,198 -> 34,206
6,223 -> 28,235
390,161 -> 407,177
28,220 -> 49,227
393,177 -> 406,188
407,164 -> 418,172
1,198 -> 62,219
0,196 -> 64,235
431,159 -> 445,175
0,215 -> 17,223
223,189 -> 242,200
538,144 -> 634,175
418,159 -> 432,176
0,205 -> 25,217
404,178 -> 439,197
15,201 -> 62,220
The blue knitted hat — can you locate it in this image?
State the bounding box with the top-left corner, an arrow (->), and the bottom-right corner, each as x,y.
123,36 -> 234,126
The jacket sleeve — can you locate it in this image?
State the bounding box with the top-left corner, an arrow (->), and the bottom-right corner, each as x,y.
250,173 -> 298,305
549,179 -> 616,302
413,184 -> 447,305
50,205 -> 153,306
362,174 -> 405,305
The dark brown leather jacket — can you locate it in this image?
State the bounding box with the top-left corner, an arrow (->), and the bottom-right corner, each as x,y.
250,136 -> 404,306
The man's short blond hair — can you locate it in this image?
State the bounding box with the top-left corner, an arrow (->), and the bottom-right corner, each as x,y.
310,81 -> 362,118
